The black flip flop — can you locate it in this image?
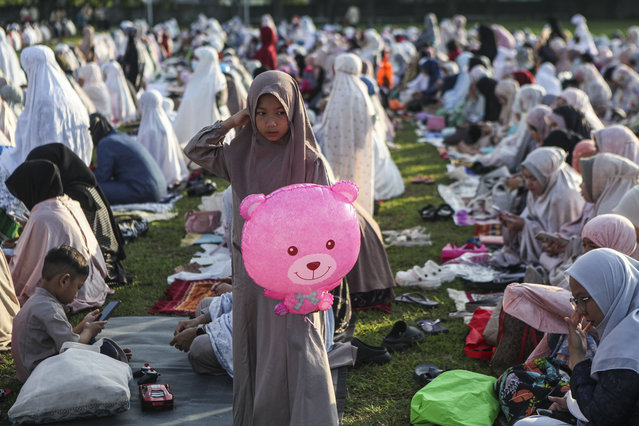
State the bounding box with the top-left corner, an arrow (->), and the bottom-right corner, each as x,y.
435,203 -> 454,220
394,292 -> 439,308
417,319 -> 449,335
413,362 -> 445,387
418,204 -> 437,221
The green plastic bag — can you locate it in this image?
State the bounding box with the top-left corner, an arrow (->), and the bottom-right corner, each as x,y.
410,370 -> 500,426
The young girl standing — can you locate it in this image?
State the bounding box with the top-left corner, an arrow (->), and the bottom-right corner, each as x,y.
184,70 -> 338,425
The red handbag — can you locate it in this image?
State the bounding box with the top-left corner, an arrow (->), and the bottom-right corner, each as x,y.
184,210 -> 222,234
464,308 -> 495,359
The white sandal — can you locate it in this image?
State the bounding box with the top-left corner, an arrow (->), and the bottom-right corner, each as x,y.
395,266 -> 441,289
423,260 -> 455,283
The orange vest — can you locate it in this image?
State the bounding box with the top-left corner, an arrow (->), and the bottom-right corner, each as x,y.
376,52 -> 394,89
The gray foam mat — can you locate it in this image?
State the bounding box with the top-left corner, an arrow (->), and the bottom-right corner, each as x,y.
8,315 -> 348,425
47,316 -> 234,425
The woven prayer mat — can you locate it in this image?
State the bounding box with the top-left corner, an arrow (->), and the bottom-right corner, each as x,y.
149,279 -> 232,316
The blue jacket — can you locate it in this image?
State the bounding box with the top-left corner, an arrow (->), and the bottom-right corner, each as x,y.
94,130 -> 167,204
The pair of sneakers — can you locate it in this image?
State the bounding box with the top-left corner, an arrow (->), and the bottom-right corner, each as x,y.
395,260 -> 455,289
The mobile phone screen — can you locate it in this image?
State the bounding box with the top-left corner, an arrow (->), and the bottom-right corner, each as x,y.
99,301 -> 121,321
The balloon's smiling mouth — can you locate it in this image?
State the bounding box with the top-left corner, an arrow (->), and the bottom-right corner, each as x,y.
294,266 -> 332,281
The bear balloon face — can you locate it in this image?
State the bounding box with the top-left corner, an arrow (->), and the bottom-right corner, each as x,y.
240,181 -> 361,295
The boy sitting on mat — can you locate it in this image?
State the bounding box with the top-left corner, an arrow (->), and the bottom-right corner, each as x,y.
12,245 -> 131,382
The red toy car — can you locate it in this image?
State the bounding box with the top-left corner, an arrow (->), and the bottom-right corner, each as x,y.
139,383 -> 174,410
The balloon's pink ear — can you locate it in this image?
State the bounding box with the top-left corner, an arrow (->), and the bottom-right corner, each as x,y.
239,194 -> 266,220
331,180 -> 359,204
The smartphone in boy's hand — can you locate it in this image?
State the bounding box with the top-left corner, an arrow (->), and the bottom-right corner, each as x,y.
99,300 -> 121,322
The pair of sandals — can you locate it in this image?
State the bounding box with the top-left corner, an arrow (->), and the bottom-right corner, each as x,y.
419,203 -> 454,221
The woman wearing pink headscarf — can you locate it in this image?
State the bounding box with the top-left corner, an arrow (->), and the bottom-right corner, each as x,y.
581,214 -> 637,255
526,104 -> 552,145
574,63 -> 612,116
611,64 -> 639,115
580,153 -> 639,216
491,24 -> 516,49
593,125 -> 639,165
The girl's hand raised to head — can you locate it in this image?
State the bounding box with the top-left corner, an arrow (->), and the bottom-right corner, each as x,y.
222,108 -> 250,130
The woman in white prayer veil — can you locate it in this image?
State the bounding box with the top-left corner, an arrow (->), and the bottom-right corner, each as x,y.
112,27 -> 127,58
570,14 -> 598,56
77,62 -> 111,118
162,98 -> 177,123
0,28 -> 26,87
360,29 -> 384,66
222,51 -> 253,93
441,51 -> 473,111
314,53 -> 376,215
558,87 -> 605,131
137,90 -> 188,188
452,15 -> 468,47
172,46 -> 230,147
362,59 -> 404,200
53,43 -> 82,75
102,60 -> 137,123
0,98 -> 17,146
574,63 -> 612,113
480,84 -> 546,171
94,33 -> 117,65
535,62 -> 562,96
299,16 -> 317,53
1,45 -> 92,173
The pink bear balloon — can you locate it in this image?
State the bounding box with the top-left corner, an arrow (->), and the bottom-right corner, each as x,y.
240,181 -> 361,316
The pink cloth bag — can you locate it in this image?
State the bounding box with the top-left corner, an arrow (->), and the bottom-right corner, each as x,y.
427,115 -> 446,131
184,210 -> 222,234
502,282 -> 573,334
